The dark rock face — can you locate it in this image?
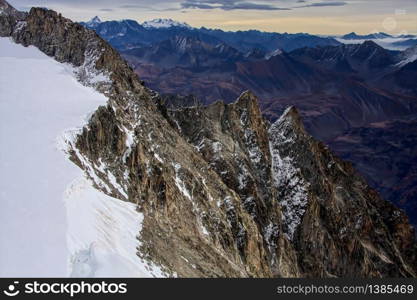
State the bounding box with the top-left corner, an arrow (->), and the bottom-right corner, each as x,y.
2,2 -> 416,278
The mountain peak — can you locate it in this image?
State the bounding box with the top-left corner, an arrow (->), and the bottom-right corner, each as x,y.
342,32 -> 358,38
278,106 -> 303,126
0,0 -> 11,11
142,18 -> 191,29
341,31 -> 392,40
0,0 -> 25,19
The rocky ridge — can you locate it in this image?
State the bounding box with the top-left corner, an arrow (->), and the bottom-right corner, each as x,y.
1,1 -> 416,277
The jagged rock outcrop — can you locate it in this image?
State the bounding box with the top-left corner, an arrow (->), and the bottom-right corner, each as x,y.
163,91 -> 301,276
1,1 -> 416,278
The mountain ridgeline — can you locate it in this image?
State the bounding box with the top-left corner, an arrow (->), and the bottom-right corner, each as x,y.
80,17 -> 341,53
1,1 -> 416,277
80,15 -> 417,232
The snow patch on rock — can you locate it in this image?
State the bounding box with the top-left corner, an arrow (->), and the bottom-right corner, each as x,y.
173,163 -> 192,201
142,18 -> 191,29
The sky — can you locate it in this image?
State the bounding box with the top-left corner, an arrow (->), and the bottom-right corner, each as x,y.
9,0 -> 417,35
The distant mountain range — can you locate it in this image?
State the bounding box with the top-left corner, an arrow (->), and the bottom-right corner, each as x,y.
81,17 -> 417,230
327,114 -> 417,231
80,17 -> 341,53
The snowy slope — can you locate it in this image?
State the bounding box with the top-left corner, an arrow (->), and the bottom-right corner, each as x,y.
0,37 -> 162,277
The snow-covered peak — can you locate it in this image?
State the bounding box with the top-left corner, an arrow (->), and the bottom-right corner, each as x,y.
265,48 -> 283,60
142,18 -> 191,29
85,16 -> 102,27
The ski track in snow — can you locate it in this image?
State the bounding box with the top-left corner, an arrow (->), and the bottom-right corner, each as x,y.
0,37 -> 162,277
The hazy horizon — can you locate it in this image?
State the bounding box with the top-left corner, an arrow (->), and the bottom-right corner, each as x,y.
8,0 -> 417,35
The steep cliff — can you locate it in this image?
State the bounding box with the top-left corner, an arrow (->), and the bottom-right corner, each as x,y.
1,1 -> 416,277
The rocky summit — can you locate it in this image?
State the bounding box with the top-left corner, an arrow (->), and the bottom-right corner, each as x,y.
1,1 -> 416,277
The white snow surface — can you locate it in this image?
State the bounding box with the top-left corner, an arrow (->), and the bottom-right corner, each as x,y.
0,37 -> 161,277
